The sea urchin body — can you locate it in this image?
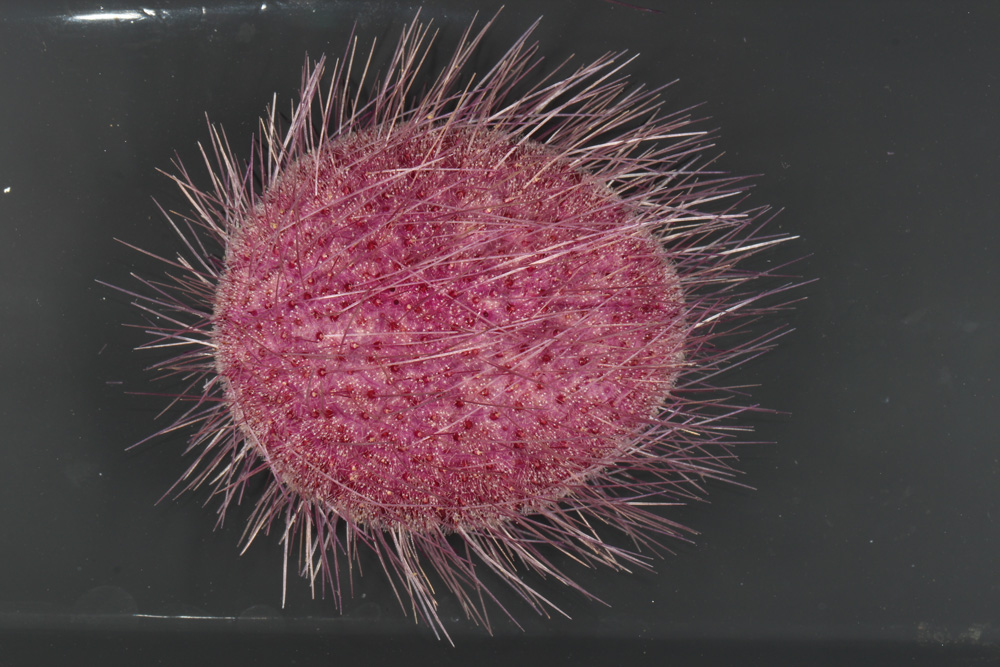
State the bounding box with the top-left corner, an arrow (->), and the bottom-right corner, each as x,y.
120,15 -> 792,639
215,122 -> 687,531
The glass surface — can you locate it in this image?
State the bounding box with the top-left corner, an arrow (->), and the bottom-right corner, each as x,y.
1,0 -> 997,663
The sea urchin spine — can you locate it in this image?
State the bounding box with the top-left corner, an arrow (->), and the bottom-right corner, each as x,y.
116,14 -> 794,639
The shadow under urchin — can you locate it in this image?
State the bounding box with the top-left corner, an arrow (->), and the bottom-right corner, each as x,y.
110,13 -> 795,641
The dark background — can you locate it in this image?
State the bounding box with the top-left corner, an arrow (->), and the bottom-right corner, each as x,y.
0,1 -> 997,665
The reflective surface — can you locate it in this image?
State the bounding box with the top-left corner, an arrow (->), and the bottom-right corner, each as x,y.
1,0 -> 998,664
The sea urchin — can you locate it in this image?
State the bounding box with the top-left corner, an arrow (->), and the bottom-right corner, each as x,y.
116,15 -> 792,639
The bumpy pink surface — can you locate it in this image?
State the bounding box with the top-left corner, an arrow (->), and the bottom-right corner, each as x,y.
213,125 -> 686,530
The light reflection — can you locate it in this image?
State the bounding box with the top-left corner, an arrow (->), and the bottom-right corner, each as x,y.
70,11 -> 148,22
59,4 -> 309,25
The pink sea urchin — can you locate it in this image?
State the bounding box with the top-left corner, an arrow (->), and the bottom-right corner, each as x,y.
118,15 -> 793,639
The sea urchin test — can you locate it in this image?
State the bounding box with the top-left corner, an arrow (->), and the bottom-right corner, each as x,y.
121,16 -> 791,638
216,124 -> 686,531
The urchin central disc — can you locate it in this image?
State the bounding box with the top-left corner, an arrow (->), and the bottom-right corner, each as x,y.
212,123 -> 686,530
